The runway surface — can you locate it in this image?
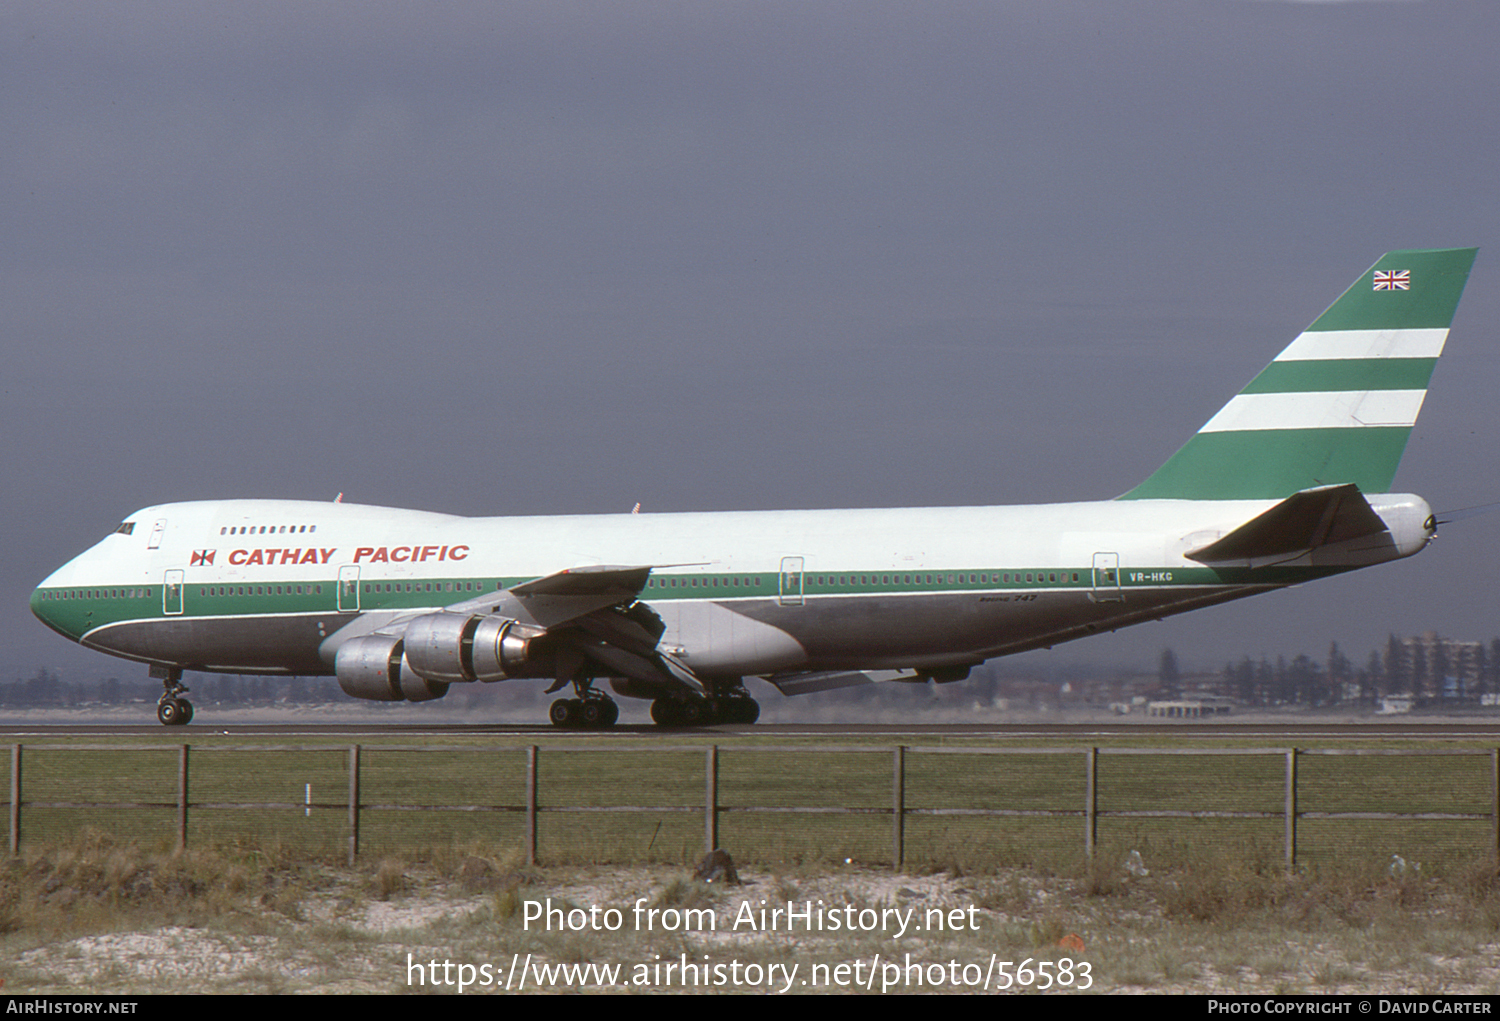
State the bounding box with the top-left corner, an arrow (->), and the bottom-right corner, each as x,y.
4,721 -> 1500,740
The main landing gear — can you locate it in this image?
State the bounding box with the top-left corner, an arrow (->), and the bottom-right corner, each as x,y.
548,695 -> 620,729
650,695 -> 759,728
152,665 -> 193,727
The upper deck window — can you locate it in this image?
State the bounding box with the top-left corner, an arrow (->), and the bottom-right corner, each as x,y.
114,522 -> 135,535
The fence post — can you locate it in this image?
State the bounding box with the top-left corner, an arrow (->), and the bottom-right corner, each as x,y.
892,745 -> 905,870
177,744 -> 190,853
526,745 -> 538,867
1085,747 -> 1097,863
347,745 -> 360,866
1492,748 -> 1499,863
705,745 -> 719,853
9,744 -> 20,857
1284,748 -> 1298,869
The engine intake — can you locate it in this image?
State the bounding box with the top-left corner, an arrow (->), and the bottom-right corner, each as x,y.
334,634 -> 449,702
401,612 -> 545,683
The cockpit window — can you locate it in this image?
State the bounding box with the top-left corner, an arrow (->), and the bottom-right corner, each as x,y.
115,522 -> 135,535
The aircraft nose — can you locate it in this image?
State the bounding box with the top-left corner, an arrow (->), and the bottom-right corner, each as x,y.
31,585 -> 53,626
30,583 -> 79,641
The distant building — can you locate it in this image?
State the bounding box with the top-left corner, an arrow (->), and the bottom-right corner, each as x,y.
1146,694 -> 1233,717
1402,631 -> 1483,700
1377,695 -> 1413,715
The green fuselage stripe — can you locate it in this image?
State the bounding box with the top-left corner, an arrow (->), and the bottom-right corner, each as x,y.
33,561 -> 1350,641
1240,358 -> 1437,394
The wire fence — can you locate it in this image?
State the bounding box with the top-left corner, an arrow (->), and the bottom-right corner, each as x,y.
7,743 -> 1498,870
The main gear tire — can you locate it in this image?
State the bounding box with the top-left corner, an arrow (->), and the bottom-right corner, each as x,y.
650,698 -> 681,727
549,699 -> 579,727
579,698 -> 618,729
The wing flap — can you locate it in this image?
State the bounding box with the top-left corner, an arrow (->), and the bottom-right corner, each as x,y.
763,669 -> 920,696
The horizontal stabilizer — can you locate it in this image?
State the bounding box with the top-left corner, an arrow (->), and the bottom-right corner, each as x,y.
1186,483 -> 1388,566
763,669 -> 919,696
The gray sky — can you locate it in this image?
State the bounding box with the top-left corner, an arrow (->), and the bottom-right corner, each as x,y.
5,0 -> 1498,684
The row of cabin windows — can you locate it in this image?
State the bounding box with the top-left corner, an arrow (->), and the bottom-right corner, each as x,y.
646,577 -> 762,589
363,581 -> 498,594
644,572 -> 1082,589
199,585 -> 324,597
220,524 -> 317,536
803,572 -> 1082,586
39,588 -> 155,601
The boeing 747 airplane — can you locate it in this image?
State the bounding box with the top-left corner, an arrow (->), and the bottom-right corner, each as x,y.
31,248 -> 1478,726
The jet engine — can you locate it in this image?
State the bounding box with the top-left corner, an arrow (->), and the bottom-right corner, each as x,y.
400,612 -> 546,683
334,634 -> 449,702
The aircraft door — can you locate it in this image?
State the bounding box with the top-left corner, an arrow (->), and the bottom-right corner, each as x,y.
147,519 -> 167,550
778,556 -> 804,607
163,569 -> 184,615
1091,553 -> 1122,602
338,566 -> 360,612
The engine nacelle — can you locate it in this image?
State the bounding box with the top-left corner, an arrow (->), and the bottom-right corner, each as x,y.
334,634 -> 449,702
401,612 -> 545,683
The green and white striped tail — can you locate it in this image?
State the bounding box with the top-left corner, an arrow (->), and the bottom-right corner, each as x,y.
1121,247 -> 1478,501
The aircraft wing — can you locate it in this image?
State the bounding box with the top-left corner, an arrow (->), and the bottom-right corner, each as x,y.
438,564 -> 653,628
508,565 -> 654,626
433,564 -> 707,694
338,564 -> 680,684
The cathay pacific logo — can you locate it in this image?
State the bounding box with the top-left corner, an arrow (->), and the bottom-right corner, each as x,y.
190,550 -> 216,566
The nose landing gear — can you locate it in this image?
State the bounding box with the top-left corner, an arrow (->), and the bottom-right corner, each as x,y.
152,665 -> 193,726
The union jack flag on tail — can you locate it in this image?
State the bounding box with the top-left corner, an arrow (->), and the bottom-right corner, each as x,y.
1373,269 -> 1410,291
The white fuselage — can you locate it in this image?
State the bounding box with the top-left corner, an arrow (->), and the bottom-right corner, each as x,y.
31,494 -> 1433,682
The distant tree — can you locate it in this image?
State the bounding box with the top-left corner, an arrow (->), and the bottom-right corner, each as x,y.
1270,656 -> 1288,704
1326,642 -> 1351,705
1239,657 -> 1258,705
1158,648 -> 1181,697
22,669 -> 63,706
1285,654 -> 1322,705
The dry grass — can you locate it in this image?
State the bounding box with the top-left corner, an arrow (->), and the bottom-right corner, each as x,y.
5,831 -> 1500,993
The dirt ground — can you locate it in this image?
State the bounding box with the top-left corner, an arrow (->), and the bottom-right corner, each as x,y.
7,851 -> 1500,995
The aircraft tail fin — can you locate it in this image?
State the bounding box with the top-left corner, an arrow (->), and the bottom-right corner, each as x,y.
1120,248 -> 1478,501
